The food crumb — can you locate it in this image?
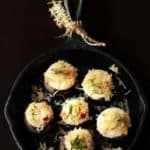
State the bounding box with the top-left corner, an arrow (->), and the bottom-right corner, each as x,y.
109,64 -> 119,74
102,146 -> 122,150
38,142 -> 47,150
31,85 -> 46,102
38,142 -> 54,150
116,77 -> 127,89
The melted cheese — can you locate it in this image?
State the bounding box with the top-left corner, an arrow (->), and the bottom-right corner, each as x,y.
44,60 -> 77,91
64,128 -> 94,150
60,97 -> 89,126
82,69 -> 114,101
25,102 -> 54,129
97,107 -> 131,138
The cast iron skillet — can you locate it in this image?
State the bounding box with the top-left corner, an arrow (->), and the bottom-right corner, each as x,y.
4,0 -> 147,150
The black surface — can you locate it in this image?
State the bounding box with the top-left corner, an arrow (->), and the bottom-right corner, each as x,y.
1,0 -> 150,150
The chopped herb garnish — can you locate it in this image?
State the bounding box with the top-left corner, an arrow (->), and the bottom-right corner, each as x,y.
111,126 -> 118,130
89,77 -> 101,93
71,135 -> 87,150
117,118 -> 122,122
67,105 -> 73,117
31,105 -> 40,121
31,110 -> 36,116
114,115 -> 122,121
91,89 -> 101,95
89,77 -> 95,84
51,68 -> 64,74
111,116 -> 123,130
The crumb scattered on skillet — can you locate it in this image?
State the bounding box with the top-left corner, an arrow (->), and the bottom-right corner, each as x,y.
38,142 -> 47,150
109,64 -> 119,74
31,85 -> 47,102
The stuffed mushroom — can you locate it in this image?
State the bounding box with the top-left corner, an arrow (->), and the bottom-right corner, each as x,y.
96,107 -> 131,138
82,69 -> 114,101
60,97 -> 89,126
24,101 -> 54,133
62,128 -> 94,150
44,60 -> 78,92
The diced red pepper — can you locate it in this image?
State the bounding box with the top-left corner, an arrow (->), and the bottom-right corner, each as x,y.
43,116 -> 49,122
80,113 -> 86,119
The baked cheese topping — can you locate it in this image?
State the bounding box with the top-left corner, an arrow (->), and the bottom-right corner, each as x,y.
64,128 -> 94,150
81,69 -> 114,101
25,102 -> 54,129
60,97 -> 89,126
44,60 -> 77,91
97,107 -> 131,138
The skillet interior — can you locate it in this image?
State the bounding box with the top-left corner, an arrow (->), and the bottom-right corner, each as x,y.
4,41 -> 147,150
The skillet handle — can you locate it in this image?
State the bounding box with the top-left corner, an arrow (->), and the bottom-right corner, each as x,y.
76,0 -> 85,20
63,0 -> 86,21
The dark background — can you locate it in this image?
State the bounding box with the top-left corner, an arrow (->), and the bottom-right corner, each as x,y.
1,0 -> 150,149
